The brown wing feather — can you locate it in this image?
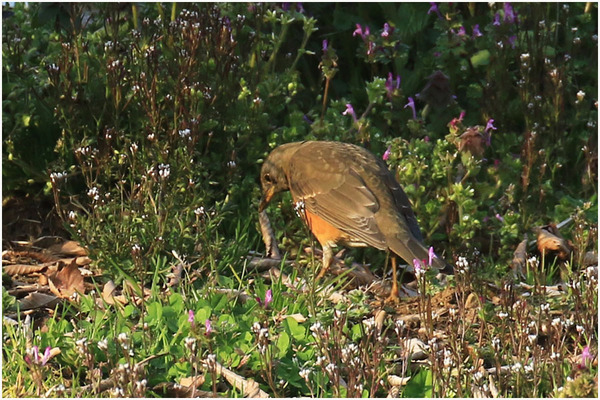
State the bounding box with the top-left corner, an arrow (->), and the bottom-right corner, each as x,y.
288,142 -> 387,250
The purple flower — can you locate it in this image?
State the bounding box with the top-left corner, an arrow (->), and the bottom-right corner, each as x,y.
457,26 -> 466,36
495,213 -> 504,222
433,51 -> 441,58
428,2 -> 443,19
503,2 -> 517,24
473,24 -> 482,38
424,136 -> 430,142
404,97 -> 417,119
382,22 -> 393,37
205,319 -> 212,336
485,119 -> 496,145
264,289 -> 273,308
508,35 -> 517,48
382,146 -> 391,161
188,309 -> 195,324
297,3 -> 305,13
303,114 -> 313,124
342,103 -> 358,122
385,73 -> 401,98
322,39 -> 328,52
428,246 -> 437,267
493,13 -> 501,26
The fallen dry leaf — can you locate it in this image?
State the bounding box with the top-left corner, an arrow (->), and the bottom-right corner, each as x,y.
19,292 -> 61,310
3,264 -> 48,276
47,260 -> 85,299
101,280 -> 128,306
48,240 -> 88,257
179,375 -> 205,388
283,313 -> 306,323
388,375 -> 411,387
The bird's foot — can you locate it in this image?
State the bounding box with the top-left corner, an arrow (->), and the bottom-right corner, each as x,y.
384,291 -> 400,305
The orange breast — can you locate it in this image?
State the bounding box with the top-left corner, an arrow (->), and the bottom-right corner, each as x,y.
303,210 -> 346,247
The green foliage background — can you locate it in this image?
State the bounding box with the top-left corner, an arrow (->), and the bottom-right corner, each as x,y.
2,3 -> 598,398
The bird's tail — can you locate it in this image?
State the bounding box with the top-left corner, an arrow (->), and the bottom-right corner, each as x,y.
389,236 -> 453,274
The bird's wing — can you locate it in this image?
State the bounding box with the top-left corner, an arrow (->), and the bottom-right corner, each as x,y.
287,143 -> 387,250
380,168 -> 424,243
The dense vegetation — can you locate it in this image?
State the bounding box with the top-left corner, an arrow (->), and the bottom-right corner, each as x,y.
2,2 -> 597,397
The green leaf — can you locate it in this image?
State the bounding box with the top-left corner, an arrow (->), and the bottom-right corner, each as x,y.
276,331 -> 290,358
284,316 -> 306,340
402,368 -> 433,398
470,50 -> 490,67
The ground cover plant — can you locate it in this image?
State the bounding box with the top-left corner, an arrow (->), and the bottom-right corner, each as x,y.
2,2 -> 598,397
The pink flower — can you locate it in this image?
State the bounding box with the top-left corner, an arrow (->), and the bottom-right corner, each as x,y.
428,246 -> 437,267
382,146 -> 391,161
413,258 -> 422,273
205,319 -> 212,336
188,309 -> 195,324
264,289 -> 273,308
382,22 -> 393,37
367,41 -> 374,56
42,346 -> 51,366
343,103 -> 358,122
580,346 -> 593,368
353,24 -> 370,40
457,26 -> 466,36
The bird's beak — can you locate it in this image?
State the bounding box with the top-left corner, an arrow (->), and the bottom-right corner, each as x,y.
258,187 -> 275,213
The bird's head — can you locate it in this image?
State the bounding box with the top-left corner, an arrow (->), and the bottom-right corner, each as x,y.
259,142 -> 303,212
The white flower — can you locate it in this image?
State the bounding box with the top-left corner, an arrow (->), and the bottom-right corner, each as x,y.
194,207 -> 205,216
178,129 -> 191,138
299,368 -> 311,380
98,338 -> 108,351
158,163 -> 170,179
325,363 -> 336,374
576,90 -> 585,103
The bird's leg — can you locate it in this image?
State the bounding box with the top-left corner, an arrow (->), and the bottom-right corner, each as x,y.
385,256 -> 400,304
316,244 -> 333,280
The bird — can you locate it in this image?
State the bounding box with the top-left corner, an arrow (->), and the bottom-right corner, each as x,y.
259,140 -> 451,302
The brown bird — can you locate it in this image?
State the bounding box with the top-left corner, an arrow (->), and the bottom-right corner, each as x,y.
259,141 -> 451,302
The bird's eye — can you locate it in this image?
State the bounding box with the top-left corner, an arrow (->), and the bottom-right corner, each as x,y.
263,174 -> 273,184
